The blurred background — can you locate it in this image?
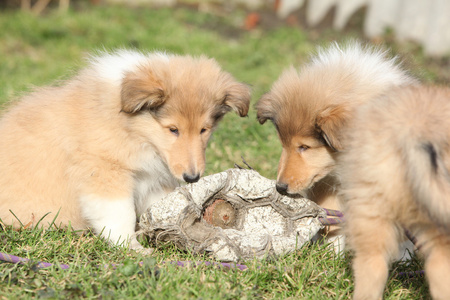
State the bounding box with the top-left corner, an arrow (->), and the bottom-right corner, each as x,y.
1,0 -> 449,179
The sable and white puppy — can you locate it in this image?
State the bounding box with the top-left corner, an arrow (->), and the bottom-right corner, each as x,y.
0,50 -> 251,250
255,42 -> 414,247
339,86 -> 450,300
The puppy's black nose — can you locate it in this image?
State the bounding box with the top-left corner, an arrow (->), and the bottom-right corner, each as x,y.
183,173 -> 200,183
276,182 -> 289,195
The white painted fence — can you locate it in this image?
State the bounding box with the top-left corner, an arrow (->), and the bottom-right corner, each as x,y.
277,0 -> 450,57
101,0 -> 450,57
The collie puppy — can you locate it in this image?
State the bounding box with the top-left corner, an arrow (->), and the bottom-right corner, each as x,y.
255,42 -> 414,247
339,86 -> 450,300
0,50 -> 251,250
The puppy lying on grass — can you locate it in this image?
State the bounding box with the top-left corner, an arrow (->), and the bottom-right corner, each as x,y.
0,50 -> 251,251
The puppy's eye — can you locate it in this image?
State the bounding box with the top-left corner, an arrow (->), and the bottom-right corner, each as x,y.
298,145 -> 309,153
169,127 -> 179,136
200,128 -> 207,134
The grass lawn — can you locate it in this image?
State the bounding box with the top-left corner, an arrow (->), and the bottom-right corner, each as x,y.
0,3 -> 446,299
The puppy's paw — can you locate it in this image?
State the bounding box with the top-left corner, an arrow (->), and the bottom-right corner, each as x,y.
129,237 -> 154,255
133,247 -> 155,256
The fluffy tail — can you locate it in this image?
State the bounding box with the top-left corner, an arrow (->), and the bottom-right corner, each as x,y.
405,139 -> 450,230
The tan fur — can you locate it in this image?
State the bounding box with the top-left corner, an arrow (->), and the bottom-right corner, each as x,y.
339,86 -> 450,299
255,43 -> 413,245
0,50 -> 251,250
256,54 -> 411,195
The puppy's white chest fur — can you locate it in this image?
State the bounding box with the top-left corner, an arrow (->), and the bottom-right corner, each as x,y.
133,151 -> 179,217
80,150 -> 179,249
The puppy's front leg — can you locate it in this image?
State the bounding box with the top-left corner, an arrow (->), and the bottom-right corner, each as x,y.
80,195 -> 141,249
417,227 -> 450,299
348,217 -> 399,300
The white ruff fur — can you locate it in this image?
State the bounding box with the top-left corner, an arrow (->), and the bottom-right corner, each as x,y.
133,150 -> 180,217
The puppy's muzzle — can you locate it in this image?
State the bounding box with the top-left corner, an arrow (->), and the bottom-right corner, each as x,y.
276,182 -> 289,195
183,173 -> 200,183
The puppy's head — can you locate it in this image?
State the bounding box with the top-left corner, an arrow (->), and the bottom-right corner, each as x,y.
256,67 -> 348,196
256,42 -> 414,197
121,54 -> 250,183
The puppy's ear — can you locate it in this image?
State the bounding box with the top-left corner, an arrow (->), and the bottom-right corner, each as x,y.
315,105 -> 350,152
121,71 -> 166,114
255,93 -> 275,124
223,82 -> 251,117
